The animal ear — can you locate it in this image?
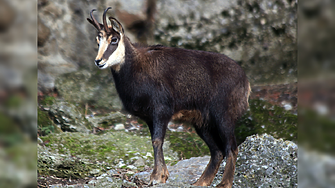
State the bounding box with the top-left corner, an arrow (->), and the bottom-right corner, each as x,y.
109,17 -> 124,34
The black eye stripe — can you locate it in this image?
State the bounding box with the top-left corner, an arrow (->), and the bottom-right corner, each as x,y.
103,42 -> 119,59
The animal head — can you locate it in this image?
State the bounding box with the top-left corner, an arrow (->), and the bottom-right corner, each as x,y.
87,7 -> 125,69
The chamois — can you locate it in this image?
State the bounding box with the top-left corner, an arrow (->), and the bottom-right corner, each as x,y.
87,7 -> 250,188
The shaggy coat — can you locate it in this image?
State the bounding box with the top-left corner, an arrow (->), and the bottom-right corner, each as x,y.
87,7 -> 250,188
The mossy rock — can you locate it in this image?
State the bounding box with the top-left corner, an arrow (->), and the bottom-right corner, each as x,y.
38,108 -> 62,136
86,111 -> 127,129
38,131 -> 179,178
47,101 -> 92,133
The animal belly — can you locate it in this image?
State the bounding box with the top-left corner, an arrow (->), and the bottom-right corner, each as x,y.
171,110 -> 203,126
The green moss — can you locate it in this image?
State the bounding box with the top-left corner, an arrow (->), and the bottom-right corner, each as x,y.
39,96 -> 55,106
37,96 -> 59,135
0,113 -> 18,133
167,130 -> 209,159
236,99 -> 297,145
0,113 -> 25,146
299,109 -> 335,155
93,113 -> 127,129
133,124 -> 210,160
37,154 -> 95,179
6,142 -> 37,170
38,108 -> 60,136
5,95 -> 23,108
39,130 -> 178,178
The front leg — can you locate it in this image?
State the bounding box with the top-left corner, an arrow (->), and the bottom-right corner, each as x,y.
146,115 -> 170,185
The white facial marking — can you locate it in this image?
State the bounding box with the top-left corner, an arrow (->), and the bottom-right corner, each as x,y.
96,33 -> 125,70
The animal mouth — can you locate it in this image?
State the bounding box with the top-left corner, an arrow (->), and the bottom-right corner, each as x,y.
95,61 -> 106,68
97,63 -> 105,68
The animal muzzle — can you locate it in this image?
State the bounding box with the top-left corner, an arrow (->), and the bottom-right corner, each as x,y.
95,59 -> 105,68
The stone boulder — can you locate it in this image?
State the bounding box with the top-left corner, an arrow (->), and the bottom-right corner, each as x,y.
213,134 -> 297,187
55,69 -> 122,111
47,101 -> 91,133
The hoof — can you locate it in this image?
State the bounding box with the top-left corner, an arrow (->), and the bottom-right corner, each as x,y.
216,181 -> 232,188
192,181 -> 210,186
149,168 -> 169,185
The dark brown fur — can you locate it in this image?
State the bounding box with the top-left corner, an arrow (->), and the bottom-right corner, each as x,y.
87,8 -> 250,187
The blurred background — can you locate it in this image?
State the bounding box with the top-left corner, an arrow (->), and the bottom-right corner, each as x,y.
298,0 -> 335,187
0,0 -> 37,187
0,0 -> 333,187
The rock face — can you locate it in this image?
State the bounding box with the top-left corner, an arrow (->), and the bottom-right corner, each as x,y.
38,0 -> 297,110
154,0 -> 297,85
37,0 -> 149,90
55,69 -> 122,111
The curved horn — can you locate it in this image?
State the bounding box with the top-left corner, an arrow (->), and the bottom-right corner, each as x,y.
109,17 -> 124,34
103,7 -> 112,33
90,9 -> 101,30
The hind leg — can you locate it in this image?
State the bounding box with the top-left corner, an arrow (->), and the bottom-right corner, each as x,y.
217,147 -> 238,188
192,124 -> 225,186
216,119 -> 238,188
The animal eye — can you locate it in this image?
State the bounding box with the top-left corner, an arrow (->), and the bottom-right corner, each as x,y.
111,37 -> 118,45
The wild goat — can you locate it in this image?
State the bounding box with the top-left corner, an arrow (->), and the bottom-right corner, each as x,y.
87,7 -> 250,188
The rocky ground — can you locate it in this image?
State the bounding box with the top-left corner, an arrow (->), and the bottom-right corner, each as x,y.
37,82 -> 298,188
37,134 -> 297,188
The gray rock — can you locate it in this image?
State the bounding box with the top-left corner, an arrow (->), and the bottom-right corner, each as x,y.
134,156 -> 213,187
38,0 -> 97,90
299,148 -> 335,188
155,0 -> 297,85
55,69 -> 122,111
48,101 -> 91,133
37,0 -> 150,90
167,156 -> 210,184
86,112 -> 126,128
132,156 -> 146,168
114,123 -> 125,130
212,133 -> 298,187
89,169 -> 101,176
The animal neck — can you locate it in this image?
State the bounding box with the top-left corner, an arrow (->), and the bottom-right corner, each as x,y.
112,36 -> 143,72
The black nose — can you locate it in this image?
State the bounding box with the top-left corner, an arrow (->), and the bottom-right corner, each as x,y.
95,59 -> 102,66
